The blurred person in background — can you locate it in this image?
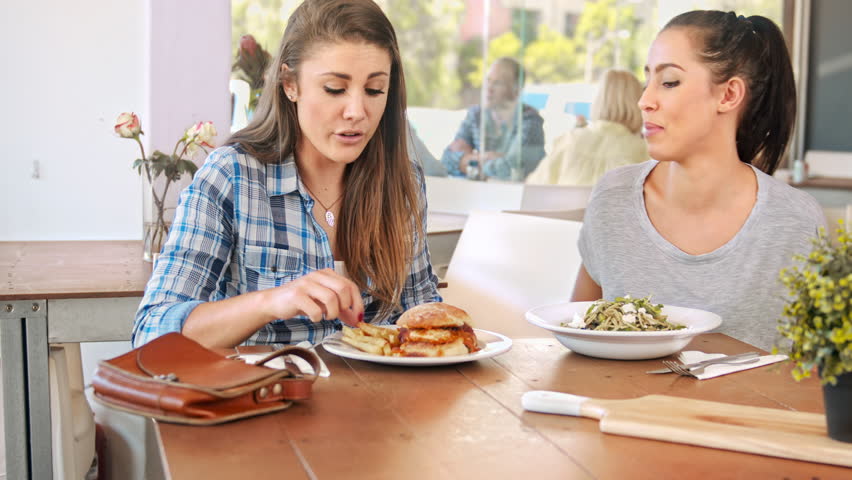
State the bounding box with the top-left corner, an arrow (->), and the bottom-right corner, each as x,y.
526,69 -> 647,186
441,57 -> 545,181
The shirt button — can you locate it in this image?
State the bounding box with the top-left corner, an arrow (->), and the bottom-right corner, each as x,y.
271,266 -> 278,273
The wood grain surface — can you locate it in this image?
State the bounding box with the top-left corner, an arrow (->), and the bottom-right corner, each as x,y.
571,394 -> 852,467
156,334 -> 849,480
0,241 -> 151,300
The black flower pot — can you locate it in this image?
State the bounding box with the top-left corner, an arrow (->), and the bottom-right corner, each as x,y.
823,371 -> 852,442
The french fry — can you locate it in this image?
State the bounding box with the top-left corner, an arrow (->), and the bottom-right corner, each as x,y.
342,326 -> 365,340
341,335 -> 388,355
357,322 -> 400,347
341,326 -> 390,355
340,324 -> 403,356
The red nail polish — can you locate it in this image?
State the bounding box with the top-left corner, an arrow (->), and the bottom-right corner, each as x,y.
358,312 -> 364,322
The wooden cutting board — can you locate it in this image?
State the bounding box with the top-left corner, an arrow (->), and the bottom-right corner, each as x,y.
522,391 -> 852,467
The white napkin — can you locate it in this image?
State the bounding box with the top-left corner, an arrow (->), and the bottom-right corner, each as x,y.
679,351 -> 788,380
238,341 -> 330,377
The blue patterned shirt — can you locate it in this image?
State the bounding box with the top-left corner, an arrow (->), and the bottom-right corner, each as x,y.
440,104 -> 546,180
132,145 -> 441,347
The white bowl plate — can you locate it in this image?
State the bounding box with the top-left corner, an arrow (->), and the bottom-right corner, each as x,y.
525,301 -> 722,360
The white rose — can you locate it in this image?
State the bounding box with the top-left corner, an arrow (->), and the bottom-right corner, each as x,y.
114,112 -> 141,138
195,121 -> 217,148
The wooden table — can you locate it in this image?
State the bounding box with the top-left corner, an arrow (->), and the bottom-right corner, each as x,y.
0,225 -> 465,479
0,241 -> 151,480
155,334 -> 846,479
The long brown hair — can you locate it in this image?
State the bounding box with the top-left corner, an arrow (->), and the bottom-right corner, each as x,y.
226,0 -> 422,318
663,11 -> 796,175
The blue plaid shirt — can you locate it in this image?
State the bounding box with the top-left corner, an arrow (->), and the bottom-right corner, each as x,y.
440,104 -> 546,180
132,145 -> 441,347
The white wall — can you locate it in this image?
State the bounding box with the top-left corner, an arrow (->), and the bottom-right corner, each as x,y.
0,0 -> 230,241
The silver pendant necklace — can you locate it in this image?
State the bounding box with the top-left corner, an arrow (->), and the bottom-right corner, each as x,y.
303,183 -> 344,227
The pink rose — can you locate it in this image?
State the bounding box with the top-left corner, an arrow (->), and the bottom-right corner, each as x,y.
114,112 -> 141,138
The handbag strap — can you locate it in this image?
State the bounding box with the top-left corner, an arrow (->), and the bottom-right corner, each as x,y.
252,346 -> 321,401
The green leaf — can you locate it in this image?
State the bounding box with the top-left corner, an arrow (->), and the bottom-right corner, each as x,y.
178,159 -> 198,176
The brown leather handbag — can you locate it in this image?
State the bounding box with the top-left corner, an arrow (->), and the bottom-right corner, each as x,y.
92,332 -> 320,425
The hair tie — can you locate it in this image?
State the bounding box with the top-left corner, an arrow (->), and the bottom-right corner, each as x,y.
737,14 -> 756,34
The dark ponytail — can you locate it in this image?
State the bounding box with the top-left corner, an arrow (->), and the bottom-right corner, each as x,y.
663,11 -> 796,175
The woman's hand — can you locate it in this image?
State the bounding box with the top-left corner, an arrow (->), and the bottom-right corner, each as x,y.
183,268 -> 365,348
459,150 -> 480,174
260,268 -> 364,326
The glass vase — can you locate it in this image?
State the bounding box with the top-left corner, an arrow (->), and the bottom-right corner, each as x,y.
141,174 -> 176,263
142,220 -> 171,263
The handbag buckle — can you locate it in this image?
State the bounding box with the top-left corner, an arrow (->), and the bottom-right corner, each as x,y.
155,373 -> 179,382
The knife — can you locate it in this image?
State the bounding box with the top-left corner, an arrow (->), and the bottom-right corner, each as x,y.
646,351 -> 760,374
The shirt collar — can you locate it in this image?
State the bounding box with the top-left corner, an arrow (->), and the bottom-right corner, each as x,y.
265,153 -> 302,198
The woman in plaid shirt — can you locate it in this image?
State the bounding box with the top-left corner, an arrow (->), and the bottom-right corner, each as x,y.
133,0 -> 441,348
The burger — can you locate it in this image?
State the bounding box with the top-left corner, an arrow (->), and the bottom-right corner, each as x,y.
396,302 -> 480,357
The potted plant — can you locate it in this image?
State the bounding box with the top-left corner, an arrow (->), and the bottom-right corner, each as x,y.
114,113 -> 217,261
777,222 -> 852,442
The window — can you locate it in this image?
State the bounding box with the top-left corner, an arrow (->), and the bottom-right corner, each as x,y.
231,0 -> 788,183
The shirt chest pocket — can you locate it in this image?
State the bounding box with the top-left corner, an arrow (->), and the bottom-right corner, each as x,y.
244,245 -> 304,291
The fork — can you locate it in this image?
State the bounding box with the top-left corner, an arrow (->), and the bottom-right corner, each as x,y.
295,341 -> 331,377
662,357 -> 760,377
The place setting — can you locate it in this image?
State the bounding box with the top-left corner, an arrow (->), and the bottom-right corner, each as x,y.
321,302 -> 513,366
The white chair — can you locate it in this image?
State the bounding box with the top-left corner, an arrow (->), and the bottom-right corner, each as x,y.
49,344 -> 96,479
520,184 -> 593,211
503,208 -> 585,222
440,211 -> 583,338
425,176 -> 524,215
82,341 -> 167,480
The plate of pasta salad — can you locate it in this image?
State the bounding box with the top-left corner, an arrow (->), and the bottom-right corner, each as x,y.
525,296 -> 722,360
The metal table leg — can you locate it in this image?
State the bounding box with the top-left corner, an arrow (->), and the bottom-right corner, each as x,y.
1,300 -> 52,480
1,302 -> 30,480
26,301 -> 51,479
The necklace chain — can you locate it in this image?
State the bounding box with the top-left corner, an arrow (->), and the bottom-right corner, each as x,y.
302,182 -> 344,227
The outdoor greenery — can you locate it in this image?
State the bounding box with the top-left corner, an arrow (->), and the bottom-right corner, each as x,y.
777,223 -> 852,385
229,0 -> 784,110
378,0 -> 464,109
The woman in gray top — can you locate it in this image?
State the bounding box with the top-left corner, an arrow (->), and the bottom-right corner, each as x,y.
572,11 -> 825,350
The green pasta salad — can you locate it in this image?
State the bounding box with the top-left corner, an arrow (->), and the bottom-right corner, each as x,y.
561,296 -> 686,332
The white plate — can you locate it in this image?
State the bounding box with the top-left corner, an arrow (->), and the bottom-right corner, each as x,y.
321,328 -> 513,366
525,301 -> 722,360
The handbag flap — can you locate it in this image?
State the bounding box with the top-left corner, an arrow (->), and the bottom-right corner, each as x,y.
135,333 -> 283,389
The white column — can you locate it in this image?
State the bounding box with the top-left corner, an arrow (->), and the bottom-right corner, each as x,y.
145,0 -> 232,220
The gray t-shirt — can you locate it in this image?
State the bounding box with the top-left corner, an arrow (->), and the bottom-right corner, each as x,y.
578,160 -> 825,350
